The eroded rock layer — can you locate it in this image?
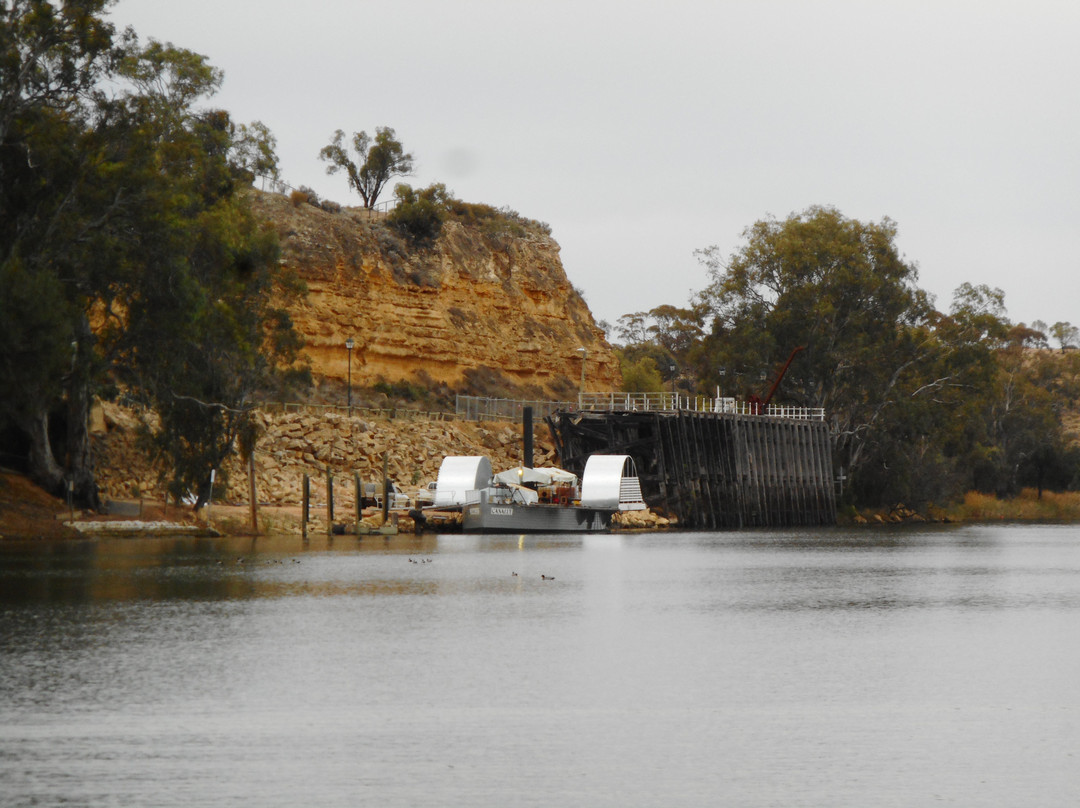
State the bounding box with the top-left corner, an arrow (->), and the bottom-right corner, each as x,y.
252,192 -> 620,399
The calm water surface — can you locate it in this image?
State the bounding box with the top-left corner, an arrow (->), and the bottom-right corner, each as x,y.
2,524 -> 1079,806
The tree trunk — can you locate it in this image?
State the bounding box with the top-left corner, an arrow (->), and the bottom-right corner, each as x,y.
24,408 -> 65,498
66,369 -> 101,511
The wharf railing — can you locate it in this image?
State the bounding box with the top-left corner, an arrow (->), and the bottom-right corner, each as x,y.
577,392 -> 825,420
456,393 -> 825,422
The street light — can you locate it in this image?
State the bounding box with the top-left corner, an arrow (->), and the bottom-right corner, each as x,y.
345,337 -> 355,414
577,347 -> 587,407
669,363 -> 676,409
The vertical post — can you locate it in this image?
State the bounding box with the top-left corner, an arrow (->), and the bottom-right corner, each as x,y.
326,467 -> 334,535
355,472 -> 363,530
577,347 -> 587,408
207,469 -> 215,529
381,454 -> 390,524
345,337 -> 354,416
523,406 -> 534,469
302,473 -> 310,540
248,451 -> 259,534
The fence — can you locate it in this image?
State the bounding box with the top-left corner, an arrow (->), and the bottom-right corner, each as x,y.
258,402 -> 451,421
454,395 -> 575,423
455,393 -> 826,422
253,175 -> 397,217
578,392 -> 824,420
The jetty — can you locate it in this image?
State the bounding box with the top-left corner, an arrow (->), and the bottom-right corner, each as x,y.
547,398 -> 835,529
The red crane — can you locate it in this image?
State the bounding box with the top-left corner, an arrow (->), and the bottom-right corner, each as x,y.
747,346 -> 805,414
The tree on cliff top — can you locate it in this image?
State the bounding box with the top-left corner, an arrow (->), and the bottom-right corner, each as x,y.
319,127 -> 413,209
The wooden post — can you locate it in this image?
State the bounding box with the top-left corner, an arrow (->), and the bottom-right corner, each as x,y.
326,467 -> 334,535
302,473 -> 309,540
248,451 -> 259,534
354,472 -> 363,530
381,454 -> 390,524
207,469 -> 215,529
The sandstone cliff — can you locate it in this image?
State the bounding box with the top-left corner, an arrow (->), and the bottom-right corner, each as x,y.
251,192 -> 620,402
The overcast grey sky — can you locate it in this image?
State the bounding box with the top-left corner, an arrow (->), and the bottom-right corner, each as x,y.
110,0 -> 1079,336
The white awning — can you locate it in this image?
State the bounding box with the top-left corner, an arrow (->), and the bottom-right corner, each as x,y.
492,466 -> 577,487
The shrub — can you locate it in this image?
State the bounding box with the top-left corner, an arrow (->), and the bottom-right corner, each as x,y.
387,183 -> 449,246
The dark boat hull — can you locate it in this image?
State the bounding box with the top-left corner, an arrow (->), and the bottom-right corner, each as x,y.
462,502 -> 612,533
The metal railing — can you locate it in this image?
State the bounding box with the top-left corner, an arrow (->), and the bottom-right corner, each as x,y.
577,393 -> 825,420
455,395 -> 576,423
456,393 -> 825,422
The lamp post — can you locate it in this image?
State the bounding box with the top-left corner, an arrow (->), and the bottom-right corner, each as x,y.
669,362 -> 676,409
577,347 -> 587,408
345,337 -> 354,415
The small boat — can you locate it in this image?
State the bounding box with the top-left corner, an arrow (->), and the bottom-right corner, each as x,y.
431,454 -> 646,533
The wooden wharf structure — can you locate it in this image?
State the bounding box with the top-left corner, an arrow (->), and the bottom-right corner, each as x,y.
546,409 -> 836,529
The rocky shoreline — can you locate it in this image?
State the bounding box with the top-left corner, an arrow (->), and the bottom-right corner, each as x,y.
1,401 -> 677,540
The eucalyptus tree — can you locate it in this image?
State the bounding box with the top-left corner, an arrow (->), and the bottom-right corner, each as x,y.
694,206 -> 944,502
319,126 -> 413,209
1,2 -> 304,508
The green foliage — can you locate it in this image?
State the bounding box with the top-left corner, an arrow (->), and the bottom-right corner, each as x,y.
445,199 -> 551,239
386,182 -> 450,245
0,2 -> 305,508
660,205 -> 1080,507
1050,321 -> 1079,353
232,120 -> 279,181
319,126 -> 413,209
692,206 -> 945,503
371,378 -> 432,405
619,354 -> 663,393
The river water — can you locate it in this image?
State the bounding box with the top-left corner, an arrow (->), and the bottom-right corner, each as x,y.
1,524 -> 1078,807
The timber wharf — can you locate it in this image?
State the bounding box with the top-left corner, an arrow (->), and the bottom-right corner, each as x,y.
547,401 -> 835,530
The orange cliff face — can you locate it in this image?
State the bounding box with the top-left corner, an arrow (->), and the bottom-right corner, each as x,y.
251,192 -> 621,400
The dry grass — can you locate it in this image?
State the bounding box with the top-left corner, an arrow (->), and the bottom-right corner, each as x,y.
948,489 -> 1080,522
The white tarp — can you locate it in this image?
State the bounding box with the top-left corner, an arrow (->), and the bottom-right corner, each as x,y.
435,456 -> 492,506
492,466 -> 577,487
580,455 -> 646,511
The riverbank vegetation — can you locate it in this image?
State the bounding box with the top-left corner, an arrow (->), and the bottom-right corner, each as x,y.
1,1 -> 306,510
615,206 -> 1080,512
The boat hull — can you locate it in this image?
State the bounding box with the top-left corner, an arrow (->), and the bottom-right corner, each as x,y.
462,502 -> 612,533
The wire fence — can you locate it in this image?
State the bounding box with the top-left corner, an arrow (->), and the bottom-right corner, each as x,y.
258,402 -> 452,421
454,396 -> 577,423
253,175 -> 396,217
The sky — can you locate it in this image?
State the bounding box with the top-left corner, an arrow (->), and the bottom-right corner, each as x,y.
109,0 -> 1080,337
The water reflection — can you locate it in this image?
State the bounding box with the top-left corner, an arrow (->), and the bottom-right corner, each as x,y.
3,524 -> 1080,807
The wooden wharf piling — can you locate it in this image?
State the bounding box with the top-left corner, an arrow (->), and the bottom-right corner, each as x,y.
546,409 -> 836,529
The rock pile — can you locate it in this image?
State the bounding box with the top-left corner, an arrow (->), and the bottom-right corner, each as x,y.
93,402 -> 556,510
